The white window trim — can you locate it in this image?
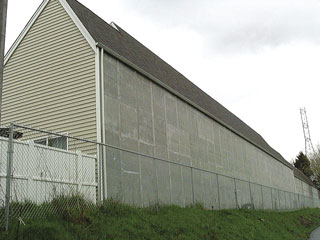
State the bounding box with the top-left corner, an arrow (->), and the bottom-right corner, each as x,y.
33,133 -> 69,151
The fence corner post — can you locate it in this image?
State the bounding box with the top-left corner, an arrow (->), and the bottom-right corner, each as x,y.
5,122 -> 14,231
234,178 -> 238,208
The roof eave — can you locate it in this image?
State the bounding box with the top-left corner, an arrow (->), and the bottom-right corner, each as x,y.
4,0 -> 97,66
4,0 -> 50,65
96,41 -> 293,170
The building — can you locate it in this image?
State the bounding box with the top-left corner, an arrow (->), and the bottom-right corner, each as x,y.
1,0 -> 319,208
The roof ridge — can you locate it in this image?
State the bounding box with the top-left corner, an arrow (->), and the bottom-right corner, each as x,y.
118,24 -> 282,146
66,0 -> 120,34
66,0 -> 292,169
113,23 -> 271,142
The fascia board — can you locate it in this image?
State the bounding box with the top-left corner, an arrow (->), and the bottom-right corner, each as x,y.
4,0 -> 98,65
59,0 -> 96,52
4,0 -> 51,65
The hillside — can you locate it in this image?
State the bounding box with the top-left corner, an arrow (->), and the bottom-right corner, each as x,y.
1,198 -> 320,240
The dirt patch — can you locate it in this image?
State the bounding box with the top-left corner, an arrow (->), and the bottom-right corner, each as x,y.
300,216 -> 314,228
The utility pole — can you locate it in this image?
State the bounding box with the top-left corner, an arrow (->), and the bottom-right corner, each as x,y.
0,0 -> 8,125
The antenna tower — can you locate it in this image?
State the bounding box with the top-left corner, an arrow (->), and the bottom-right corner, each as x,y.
300,107 -> 315,156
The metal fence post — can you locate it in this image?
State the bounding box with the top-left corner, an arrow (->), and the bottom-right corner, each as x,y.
216,174 -> 220,209
75,151 -> 80,193
271,187 -> 274,210
97,144 -> 105,206
234,178 -> 238,208
288,192 -> 292,209
190,167 -> 195,204
249,182 -> 253,206
154,157 -> 159,203
260,185 -> 264,209
5,123 -> 14,231
97,145 -> 102,206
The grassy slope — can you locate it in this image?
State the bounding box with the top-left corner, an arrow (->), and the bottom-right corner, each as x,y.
1,200 -> 320,240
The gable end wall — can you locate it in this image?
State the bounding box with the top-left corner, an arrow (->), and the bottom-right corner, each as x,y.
2,0 -> 97,154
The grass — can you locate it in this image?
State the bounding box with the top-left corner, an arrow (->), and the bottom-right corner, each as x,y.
0,198 -> 320,240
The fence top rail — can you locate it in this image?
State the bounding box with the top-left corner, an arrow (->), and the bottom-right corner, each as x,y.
0,136 -> 96,159
12,123 -> 97,145
10,123 -> 320,200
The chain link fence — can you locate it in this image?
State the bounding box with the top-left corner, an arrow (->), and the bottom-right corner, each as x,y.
0,123 -> 320,231
101,144 -> 320,211
0,123 -> 99,231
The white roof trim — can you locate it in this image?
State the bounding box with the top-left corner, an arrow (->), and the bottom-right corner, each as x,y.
59,0 -> 96,51
4,0 -> 51,65
110,22 -> 119,31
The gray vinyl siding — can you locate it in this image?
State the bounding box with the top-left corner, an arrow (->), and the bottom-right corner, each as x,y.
2,0 -> 97,154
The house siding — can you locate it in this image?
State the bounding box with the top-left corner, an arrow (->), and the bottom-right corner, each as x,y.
2,0 -> 97,154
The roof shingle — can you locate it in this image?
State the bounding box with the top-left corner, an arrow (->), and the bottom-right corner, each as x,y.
66,0 -> 293,169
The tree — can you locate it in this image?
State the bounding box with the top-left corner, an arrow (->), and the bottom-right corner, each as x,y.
294,151 -> 313,178
309,146 -> 320,189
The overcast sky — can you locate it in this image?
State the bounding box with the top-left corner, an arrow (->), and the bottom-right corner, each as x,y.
5,0 -> 320,162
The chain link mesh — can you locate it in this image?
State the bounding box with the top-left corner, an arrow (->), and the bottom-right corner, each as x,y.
0,123 -> 320,231
0,124 -> 98,226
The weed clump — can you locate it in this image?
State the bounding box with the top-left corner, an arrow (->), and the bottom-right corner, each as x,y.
0,197 -> 320,240
51,194 -> 94,225
100,199 -> 135,217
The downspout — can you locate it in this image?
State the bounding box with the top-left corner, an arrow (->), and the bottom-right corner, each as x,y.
95,46 -> 106,202
99,47 -> 106,200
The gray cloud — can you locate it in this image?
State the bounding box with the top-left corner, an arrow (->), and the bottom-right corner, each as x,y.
121,0 -> 320,53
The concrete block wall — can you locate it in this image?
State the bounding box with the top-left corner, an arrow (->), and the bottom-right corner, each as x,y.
102,52 -> 320,209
